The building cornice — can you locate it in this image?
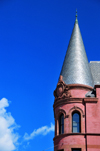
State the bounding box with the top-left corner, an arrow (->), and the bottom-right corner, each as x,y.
53,132 -> 100,141
68,84 -> 93,90
84,98 -> 98,103
53,97 -> 98,109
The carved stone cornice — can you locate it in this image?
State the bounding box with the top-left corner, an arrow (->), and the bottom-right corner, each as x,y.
84,98 -> 98,103
53,97 -> 98,109
54,76 -> 71,101
53,98 -> 83,109
68,84 -> 93,90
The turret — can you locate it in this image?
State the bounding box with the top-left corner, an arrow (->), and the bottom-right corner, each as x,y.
53,12 -> 100,151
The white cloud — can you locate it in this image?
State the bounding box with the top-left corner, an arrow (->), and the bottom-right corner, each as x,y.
0,98 -> 54,150
0,98 -> 20,151
23,123 -> 54,141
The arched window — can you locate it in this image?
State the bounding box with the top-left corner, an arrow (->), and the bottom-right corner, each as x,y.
59,113 -> 64,134
72,112 -> 81,133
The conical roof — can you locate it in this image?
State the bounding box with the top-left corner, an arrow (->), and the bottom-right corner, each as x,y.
60,16 -> 94,87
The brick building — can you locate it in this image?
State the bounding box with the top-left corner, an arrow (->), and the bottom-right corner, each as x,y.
53,14 -> 100,151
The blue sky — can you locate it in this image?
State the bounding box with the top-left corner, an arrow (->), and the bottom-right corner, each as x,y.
0,0 -> 100,151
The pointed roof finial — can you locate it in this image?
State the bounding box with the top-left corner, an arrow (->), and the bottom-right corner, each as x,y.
75,9 -> 78,23
76,9 -> 77,18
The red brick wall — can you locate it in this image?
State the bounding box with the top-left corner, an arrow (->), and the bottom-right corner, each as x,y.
53,84 -> 100,151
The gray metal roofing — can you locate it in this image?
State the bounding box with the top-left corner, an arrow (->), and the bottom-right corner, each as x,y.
60,19 -> 94,87
89,61 -> 100,85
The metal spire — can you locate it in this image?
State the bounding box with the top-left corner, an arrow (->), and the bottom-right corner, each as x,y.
60,14 -> 94,87
75,9 -> 78,23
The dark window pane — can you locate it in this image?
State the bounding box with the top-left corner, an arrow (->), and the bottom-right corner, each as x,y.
62,125 -> 64,133
72,112 -> 80,133
61,115 -> 64,124
59,114 -> 64,134
72,149 -> 81,151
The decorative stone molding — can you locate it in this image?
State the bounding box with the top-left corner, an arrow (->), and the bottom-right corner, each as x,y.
65,115 -> 69,118
68,84 -> 93,90
53,133 -> 100,141
55,108 -> 66,120
68,106 -> 85,117
84,98 -> 98,103
54,75 -> 71,101
53,98 -> 83,109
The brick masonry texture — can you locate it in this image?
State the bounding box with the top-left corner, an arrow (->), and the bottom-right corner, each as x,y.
53,84 -> 100,151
